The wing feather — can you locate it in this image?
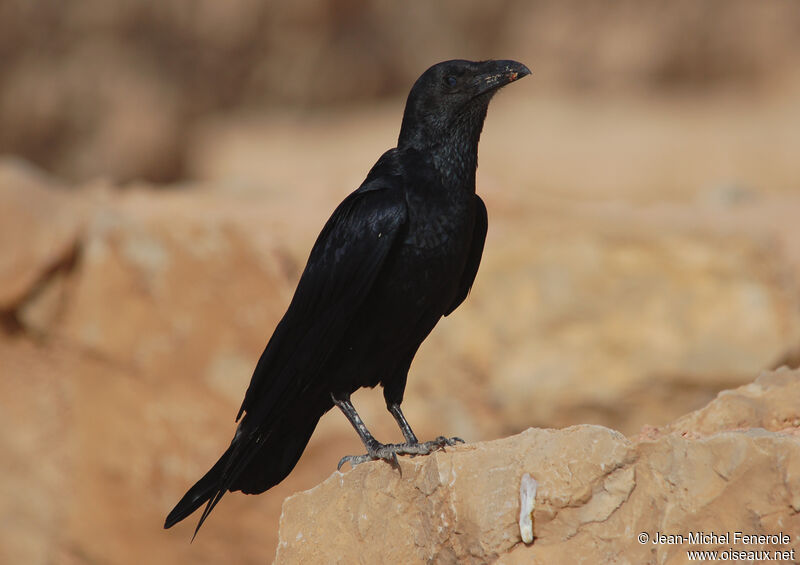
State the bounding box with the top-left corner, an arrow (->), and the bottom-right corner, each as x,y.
237,174 -> 407,423
444,194 -> 487,316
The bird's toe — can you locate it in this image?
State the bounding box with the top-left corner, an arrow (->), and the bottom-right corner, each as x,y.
437,435 -> 464,446
337,453 -> 372,470
374,445 -> 401,470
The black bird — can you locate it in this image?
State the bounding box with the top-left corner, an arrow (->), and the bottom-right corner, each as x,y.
165,59 -> 530,536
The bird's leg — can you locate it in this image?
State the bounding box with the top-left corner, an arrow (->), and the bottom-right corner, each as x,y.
332,393 -> 400,470
333,393 -> 465,471
387,401 -> 464,453
387,402 -> 419,444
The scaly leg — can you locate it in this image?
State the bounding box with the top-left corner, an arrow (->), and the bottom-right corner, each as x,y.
387,402 -> 464,454
332,393 -> 463,470
387,402 -> 419,444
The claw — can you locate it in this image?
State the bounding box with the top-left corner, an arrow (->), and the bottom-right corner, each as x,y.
338,454 -> 372,470
384,449 -> 400,470
436,436 -> 464,446
336,436 -> 465,471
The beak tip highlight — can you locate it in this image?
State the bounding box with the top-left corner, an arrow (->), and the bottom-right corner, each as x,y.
513,63 -> 532,79
503,61 -> 531,83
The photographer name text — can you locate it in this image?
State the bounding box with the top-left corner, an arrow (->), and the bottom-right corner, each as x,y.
650,531 -> 790,545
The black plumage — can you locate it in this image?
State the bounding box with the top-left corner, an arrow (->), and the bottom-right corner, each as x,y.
165,59 -> 530,536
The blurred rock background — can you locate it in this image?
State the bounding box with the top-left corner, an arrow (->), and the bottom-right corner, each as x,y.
1,1 -> 800,564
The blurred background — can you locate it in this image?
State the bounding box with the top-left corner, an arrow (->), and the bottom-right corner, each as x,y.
2,1 -> 800,563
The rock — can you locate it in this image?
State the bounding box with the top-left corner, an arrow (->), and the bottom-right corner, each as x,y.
650,365 -> 800,437
436,219 -> 800,436
55,186 -> 301,388
276,368 -> 800,565
276,425 -> 636,565
401,191 -> 800,441
0,338 -> 72,565
0,158 -> 82,312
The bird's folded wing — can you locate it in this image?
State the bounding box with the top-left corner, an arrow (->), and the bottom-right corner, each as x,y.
444,194 -> 487,316
236,176 -> 408,425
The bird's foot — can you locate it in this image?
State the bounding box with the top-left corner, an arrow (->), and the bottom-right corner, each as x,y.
337,436 -> 464,471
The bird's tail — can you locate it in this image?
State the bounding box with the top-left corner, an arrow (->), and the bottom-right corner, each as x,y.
164,442 -> 234,535
164,397 -> 330,538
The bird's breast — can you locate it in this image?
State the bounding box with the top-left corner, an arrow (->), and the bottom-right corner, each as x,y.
390,192 -> 475,299
405,213 -> 467,252
403,188 -> 474,250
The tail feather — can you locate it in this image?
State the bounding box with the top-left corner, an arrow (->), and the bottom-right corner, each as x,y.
164,398 -> 330,537
231,402 -> 325,494
164,443 -> 234,531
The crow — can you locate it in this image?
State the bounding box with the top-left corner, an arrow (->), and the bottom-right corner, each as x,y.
165,59 -> 530,537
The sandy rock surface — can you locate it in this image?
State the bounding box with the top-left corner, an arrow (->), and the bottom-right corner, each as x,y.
276,368 -> 800,565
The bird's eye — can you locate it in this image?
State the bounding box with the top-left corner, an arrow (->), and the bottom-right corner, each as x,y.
445,76 -> 458,87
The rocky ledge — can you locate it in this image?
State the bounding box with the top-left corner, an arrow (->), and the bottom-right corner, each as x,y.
275,367 -> 800,564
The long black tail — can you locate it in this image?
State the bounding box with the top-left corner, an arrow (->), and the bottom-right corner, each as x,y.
164,443 -> 234,533
164,398 -> 329,538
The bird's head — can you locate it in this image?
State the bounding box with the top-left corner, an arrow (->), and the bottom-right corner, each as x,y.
398,59 -> 530,153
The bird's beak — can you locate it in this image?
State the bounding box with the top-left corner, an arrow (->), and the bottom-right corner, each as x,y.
474,60 -> 531,96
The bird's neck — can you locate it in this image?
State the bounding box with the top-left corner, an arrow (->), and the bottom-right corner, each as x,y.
429,126 -> 481,191
399,106 -> 488,192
